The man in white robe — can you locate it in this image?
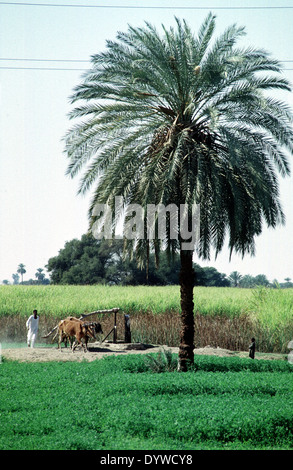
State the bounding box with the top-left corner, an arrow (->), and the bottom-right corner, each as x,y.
26,310 -> 39,348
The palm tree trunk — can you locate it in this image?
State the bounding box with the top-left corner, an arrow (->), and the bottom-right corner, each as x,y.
178,248 -> 195,371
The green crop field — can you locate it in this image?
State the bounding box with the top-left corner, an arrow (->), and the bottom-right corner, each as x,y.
1,284 -> 293,324
0,354 -> 292,450
1,284 -> 293,353
1,285 -> 293,450
0,284 -> 250,318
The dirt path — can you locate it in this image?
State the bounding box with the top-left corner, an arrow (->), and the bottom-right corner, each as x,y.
1,342 -> 285,363
1,342 -> 165,363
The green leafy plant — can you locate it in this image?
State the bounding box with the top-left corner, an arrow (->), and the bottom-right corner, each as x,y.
143,347 -> 179,373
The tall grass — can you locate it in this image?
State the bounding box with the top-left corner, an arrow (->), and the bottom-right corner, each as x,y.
0,285 -> 292,353
0,285 -> 250,317
130,312 -> 256,352
249,286 -> 293,327
0,285 -> 180,316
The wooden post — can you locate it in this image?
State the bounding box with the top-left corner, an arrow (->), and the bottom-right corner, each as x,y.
124,314 -> 131,343
113,308 -> 118,343
249,338 -> 256,359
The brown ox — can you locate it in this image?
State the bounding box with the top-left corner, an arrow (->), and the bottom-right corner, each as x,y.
58,317 -> 102,352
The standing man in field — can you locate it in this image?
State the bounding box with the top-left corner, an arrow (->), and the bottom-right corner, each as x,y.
26,309 -> 39,348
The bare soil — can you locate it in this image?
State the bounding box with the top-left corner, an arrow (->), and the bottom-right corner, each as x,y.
1,342 -> 286,363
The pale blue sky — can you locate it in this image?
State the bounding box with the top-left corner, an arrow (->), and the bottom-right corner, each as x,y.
1,0 -> 293,283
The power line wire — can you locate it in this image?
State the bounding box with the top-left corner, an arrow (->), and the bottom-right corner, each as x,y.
1,65 -> 293,71
0,66 -> 86,70
1,2 -> 293,9
1,59 -> 293,71
2,57 -> 293,72
1,58 -> 293,64
0,58 -> 90,63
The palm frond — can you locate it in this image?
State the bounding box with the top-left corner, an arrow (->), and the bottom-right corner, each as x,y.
64,14 -> 293,266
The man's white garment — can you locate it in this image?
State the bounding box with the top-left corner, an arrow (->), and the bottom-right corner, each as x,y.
26,315 -> 39,348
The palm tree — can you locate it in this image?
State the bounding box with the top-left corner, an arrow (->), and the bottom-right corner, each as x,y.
64,14 -> 293,371
229,271 -> 242,287
35,268 -> 45,284
17,263 -> 26,285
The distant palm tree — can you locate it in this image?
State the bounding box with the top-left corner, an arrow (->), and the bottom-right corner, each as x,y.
17,263 -> 26,284
64,14 -> 293,370
229,271 -> 242,288
35,268 -> 45,284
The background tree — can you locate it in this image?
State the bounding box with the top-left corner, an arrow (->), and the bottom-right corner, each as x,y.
64,14 -> 293,370
253,274 -> 270,287
229,271 -> 242,287
195,266 -> 230,287
35,268 -> 46,285
12,273 -> 20,285
47,234 -> 106,284
239,274 -> 255,288
283,277 -> 293,288
47,233 -> 181,285
17,263 -> 26,284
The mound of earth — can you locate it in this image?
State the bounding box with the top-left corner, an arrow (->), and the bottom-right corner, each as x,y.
1,342 -> 285,363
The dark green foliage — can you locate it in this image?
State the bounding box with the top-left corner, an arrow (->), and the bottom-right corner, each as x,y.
46,234 -> 181,285
0,355 -> 292,450
123,352 -> 293,374
194,264 -> 230,287
143,348 -> 179,372
46,233 -> 231,286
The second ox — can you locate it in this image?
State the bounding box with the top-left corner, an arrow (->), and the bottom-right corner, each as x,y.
58,317 -> 103,352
